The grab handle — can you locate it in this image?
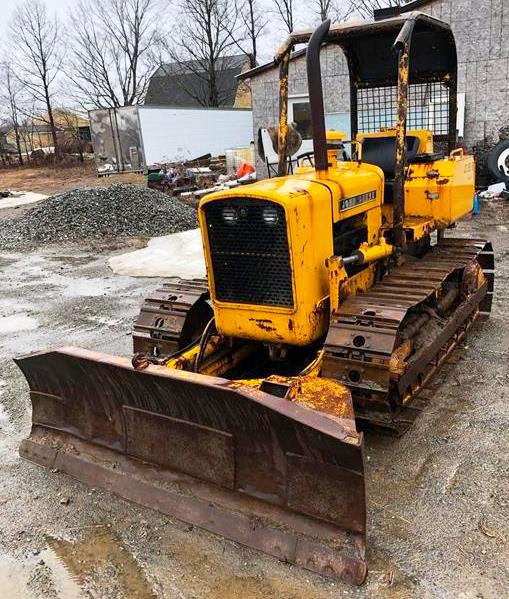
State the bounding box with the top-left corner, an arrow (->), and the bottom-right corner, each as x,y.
449,148 -> 464,160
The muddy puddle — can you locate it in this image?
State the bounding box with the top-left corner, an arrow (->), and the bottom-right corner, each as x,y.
0,527 -> 156,598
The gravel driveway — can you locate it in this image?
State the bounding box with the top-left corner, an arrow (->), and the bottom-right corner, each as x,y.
0,201 -> 507,598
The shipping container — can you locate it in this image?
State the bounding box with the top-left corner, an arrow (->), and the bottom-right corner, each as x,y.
88,105 -> 253,174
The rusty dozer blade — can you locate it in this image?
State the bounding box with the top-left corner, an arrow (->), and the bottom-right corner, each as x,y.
15,347 -> 367,585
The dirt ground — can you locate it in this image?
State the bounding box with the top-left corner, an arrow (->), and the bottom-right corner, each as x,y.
0,162 -> 145,195
0,200 -> 507,598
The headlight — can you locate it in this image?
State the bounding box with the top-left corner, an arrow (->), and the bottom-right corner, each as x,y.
222,206 -> 238,224
262,206 -> 279,226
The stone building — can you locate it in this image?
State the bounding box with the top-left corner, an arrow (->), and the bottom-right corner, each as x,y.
239,0 -> 509,178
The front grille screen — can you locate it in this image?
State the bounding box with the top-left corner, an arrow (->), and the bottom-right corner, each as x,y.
203,198 -> 293,307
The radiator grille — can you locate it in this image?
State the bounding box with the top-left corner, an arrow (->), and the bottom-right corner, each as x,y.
203,198 -> 293,307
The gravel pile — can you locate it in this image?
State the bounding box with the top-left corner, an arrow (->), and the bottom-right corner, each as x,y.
0,184 -> 198,248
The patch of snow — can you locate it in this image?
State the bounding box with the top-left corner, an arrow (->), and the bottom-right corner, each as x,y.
0,314 -> 39,334
0,192 -> 48,209
108,228 -> 206,279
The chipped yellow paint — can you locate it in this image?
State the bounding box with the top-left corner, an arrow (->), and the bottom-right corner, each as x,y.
196,116 -> 473,350
327,256 -> 348,314
165,344 -> 200,371
277,51 -> 290,177
404,152 -> 475,226
342,264 -> 376,300
227,373 -> 354,421
268,375 -> 353,419
199,158 -> 385,347
226,378 -> 264,389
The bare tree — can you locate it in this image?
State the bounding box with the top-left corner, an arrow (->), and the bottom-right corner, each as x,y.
9,0 -> 62,157
271,0 -> 296,33
58,109 -> 89,162
349,0 -> 405,19
19,114 -> 36,156
311,0 -> 354,22
159,0 -> 242,107
313,0 -> 332,21
239,0 -> 268,68
217,0 -> 267,69
66,0 -> 159,109
0,62 -> 24,165
210,0 -> 267,70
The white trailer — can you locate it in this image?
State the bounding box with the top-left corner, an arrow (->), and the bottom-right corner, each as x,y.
89,105 -> 253,174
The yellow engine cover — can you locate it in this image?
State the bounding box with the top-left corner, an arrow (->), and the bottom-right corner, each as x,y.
198,177 -> 334,346
199,164 -> 384,347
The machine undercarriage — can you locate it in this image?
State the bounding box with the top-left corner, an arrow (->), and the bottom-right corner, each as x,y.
132,237 -> 493,432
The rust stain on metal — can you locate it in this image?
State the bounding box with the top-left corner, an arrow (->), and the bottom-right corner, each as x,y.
277,50 -> 290,177
225,378 -> 264,390
462,260 -> 485,295
389,340 -> 412,377
323,239 -> 493,434
264,375 -> 355,420
249,318 -> 276,332
393,42 -> 410,253
132,279 -> 210,359
327,256 -> 348,314
15,347 -> 366,586
131,353 -> 151,370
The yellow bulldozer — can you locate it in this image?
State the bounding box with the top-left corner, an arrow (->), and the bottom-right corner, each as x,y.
16,12 -> 494,586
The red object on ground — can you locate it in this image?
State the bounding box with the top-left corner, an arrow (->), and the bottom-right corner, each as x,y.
236,162 -> 255,178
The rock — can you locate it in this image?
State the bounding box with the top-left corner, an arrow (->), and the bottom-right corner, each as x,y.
59,497 -> 70,505
0,184 -> 197,249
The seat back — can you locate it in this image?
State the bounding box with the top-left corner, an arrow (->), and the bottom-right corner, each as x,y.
362,136 -> 420,178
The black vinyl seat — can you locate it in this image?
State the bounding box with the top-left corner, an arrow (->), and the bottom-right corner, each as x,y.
362,135 -> 420,202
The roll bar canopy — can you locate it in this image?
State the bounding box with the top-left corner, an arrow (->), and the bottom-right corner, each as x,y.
275,12 -> 458,249
275,12 -> 456,88
284,12 -> 457,86
276,12 -> 457,171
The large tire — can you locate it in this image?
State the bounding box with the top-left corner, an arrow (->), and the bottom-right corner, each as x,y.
487,139 -> 509,183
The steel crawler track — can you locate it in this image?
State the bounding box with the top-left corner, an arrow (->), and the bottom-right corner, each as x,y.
132,279 -> 210,357
322,238 -> 494,434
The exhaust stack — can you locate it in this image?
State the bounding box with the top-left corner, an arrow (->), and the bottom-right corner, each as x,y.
306,19 -> 331,178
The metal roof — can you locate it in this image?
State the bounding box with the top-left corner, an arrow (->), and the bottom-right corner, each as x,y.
237,48 -> 306,81
239,11 -> 455,86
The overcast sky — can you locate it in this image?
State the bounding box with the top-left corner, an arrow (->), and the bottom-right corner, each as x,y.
0,0 -> 327,64
1,0 -> 74,45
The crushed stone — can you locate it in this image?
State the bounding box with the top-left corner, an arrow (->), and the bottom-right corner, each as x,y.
0,184 -> 197,248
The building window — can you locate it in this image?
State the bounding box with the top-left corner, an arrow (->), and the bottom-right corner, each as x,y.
78,126 -> 92,142
289,97 -> 312,140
